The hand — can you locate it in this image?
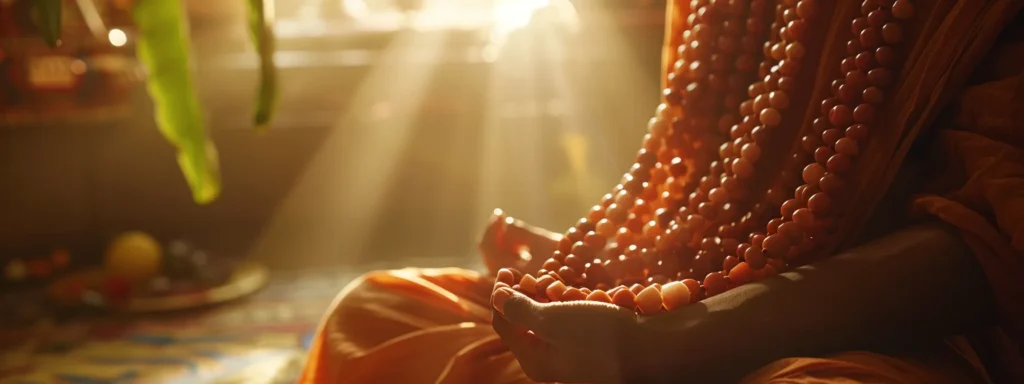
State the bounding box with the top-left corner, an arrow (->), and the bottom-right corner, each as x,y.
490,285 -> 645,384
479,209 -> 561,275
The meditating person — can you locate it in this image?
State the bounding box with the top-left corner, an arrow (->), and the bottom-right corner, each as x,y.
300,0 -> 1024,382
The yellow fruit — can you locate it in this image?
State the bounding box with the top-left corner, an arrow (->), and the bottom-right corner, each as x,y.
105,231 -> 163,281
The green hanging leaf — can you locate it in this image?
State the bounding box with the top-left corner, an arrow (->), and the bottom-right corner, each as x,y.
247,0 -> 278,130
35,0 -> 63,47
132,0 -> 221,204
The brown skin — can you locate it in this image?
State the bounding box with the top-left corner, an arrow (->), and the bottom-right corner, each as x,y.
479,209 -> 561,275
492,223 -> 996,383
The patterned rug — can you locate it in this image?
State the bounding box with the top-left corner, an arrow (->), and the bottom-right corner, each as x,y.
0,268 -> 355,384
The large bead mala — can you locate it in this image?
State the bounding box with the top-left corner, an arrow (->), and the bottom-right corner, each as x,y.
494,0 -> 916,315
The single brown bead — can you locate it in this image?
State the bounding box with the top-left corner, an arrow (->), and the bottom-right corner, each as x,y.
831,79 -> 844,95
710,54 -> 731,72
748,81 -> 767,98
855,51 -> 876,70
795,185 -> 810,202
606,203 -> 629,223
862,86 -> 884,104
785,42 -> 805,59
770,42 -> 787,61
648,117 -> 670,138
783,8 -> 799,23
853,103 -> 876,123
557,236 -> 574,253
793,207 -> 816,228
733,158 -> 755,178
829,105 -> 853,126
847,39 -> 863,55
610,288 -> 636,309
819,173 -> 846,194
727,262 -> 753,285
768,91 -> 790,109
583,231 -> 607,250
615,226 -> 634,243
663,89 -> 683,106
735,241 -> 751,257
717,35 -> 738,53
688,60 -> 709,79
629,164 -> 650,183
838,59 -> 856,78
752,92 -> 768,111
892,0 -> 914,19
767,218 -> 783,234
812,117 -> 830,133
739,99 -> 755,116
760,108 -> 782,127
823,128 -> 844,145
739,143 -> 762,163
838,84 -> 859,103
851,17 -> 869,33
576,218 -> 597,234
835,137 -> 860,156
750,125 -> 768,143
543,258 -> 562,271
668,157 -> 688,177
796,0 -> 818,19
814,145 -> 834,165
744,246 -> 767,268
703,271 -> 727,297
778,76 -> 796,91
780,198 -> 801,219
573,241 -> 598,264
875,46 -> 896,66
552,250 -> 567,262
882,22 -> 903,44
808,192 -> 833,214
827,153 -> 852,173
779,60 -> 800,76
802,134 -> 822,153
803,163 -> 826,186
586,205 -> 604,223
697,202 -> 719,220
723,255 -> 740,273
564,253 -> 587,271
868,68 -> 893,87
787,19 -> 807,40
636,149 -> 657,168
821,98 -> 839,115
708,187 -> 729,205
860,28 -> 882,49
867,9 -> 888,27
860,0 -> 884,12
560,286 -> 588,302
534,275 -> 557,296
762,234 -> 790,257
846,70 -> 868,89
846,124 -> 869,141
778,221 -> 802,240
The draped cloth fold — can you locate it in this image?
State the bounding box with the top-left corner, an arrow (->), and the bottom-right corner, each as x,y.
299,1 -> 1024,383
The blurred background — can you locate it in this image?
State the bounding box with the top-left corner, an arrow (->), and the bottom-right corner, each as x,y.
0,0 -> 665,382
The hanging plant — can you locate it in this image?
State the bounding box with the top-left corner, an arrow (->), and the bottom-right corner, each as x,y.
31,0 -> 278,205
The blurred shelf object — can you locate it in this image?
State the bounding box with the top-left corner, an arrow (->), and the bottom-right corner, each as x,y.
0,0 -> 143,128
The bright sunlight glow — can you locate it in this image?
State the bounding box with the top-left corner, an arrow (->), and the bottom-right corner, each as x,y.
108,28 -> 128,47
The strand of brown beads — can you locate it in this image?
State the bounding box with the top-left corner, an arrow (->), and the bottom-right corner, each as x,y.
495,0 -> 914,317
